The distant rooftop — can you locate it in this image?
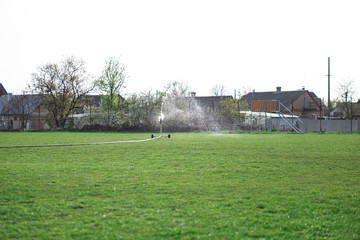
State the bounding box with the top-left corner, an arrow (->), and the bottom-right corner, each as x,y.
185,92 -> 233,111
0,83 -> 7,96
241,86 -> 321,108
0,95 -> 42,115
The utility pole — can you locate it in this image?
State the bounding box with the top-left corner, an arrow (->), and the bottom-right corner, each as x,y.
326,57 -> 331,118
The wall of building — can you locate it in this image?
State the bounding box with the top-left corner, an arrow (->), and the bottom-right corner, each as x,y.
0,116 -> 34,130
290,93 -> 306,116
287,92 -> 321,118
29,106 -> 48,130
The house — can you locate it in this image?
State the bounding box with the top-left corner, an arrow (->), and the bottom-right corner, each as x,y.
74,95 -> 102,114
0,94 -> 45,130
241,87 -> 325,118
0,84 -> 102,130
182,92 -> 234,130
188,92 -> 233,113
330,99 -> 360,119
0,84 -> 47,130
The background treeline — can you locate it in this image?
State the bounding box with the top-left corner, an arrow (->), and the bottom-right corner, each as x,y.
25,56 -> 249,131
5,56 -> 357,132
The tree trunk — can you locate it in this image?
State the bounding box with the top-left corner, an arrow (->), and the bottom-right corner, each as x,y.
107,106 -> 110,126
55,119 -> 61,128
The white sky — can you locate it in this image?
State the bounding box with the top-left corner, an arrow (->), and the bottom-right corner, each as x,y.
1,0 -> 359,101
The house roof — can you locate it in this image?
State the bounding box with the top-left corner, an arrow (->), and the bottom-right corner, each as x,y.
0,83 -> 7,96
241,90 -> 304,106
77,95 -> 102,107
192,95 -> 233,108
241,89 -> 322,109
185,95 -> 233,111
0,95 -> 41,115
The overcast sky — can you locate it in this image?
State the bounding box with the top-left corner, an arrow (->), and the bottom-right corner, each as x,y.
1,0 -> 359,100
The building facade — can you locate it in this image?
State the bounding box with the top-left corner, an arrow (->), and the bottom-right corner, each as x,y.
241,87 -> 325,118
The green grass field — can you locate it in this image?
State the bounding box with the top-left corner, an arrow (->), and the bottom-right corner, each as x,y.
1,131 -> 360,239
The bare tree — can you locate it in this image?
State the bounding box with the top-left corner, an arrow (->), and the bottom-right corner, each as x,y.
30,56 -> 94,128
211,84 -> 227,96
237,86 -> 252,99
336,79 -> 357,119
164,81 -> 190,97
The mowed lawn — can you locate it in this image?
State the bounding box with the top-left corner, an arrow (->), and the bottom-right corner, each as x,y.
0,131 -> 359,239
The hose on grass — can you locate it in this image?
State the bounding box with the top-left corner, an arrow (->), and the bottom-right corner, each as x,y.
0,136 -> 160,149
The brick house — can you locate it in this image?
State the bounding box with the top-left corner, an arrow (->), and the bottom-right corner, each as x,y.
241,87 -> 325,118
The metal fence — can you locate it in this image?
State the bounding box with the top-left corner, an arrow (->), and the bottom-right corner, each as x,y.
270,117 -> 358,132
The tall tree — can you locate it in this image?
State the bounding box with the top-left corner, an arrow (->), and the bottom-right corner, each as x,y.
126,90 -> 163,130
30,56 -> 93,128
220,97 -> 248,126
96,57 -> 126,126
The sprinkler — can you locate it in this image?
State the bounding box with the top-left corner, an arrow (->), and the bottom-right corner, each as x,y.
151,113 -> 171,139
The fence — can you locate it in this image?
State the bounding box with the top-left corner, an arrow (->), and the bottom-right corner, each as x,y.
2,112 -> 359,132
299,118 -> 358,132
270,117 -> 359,132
